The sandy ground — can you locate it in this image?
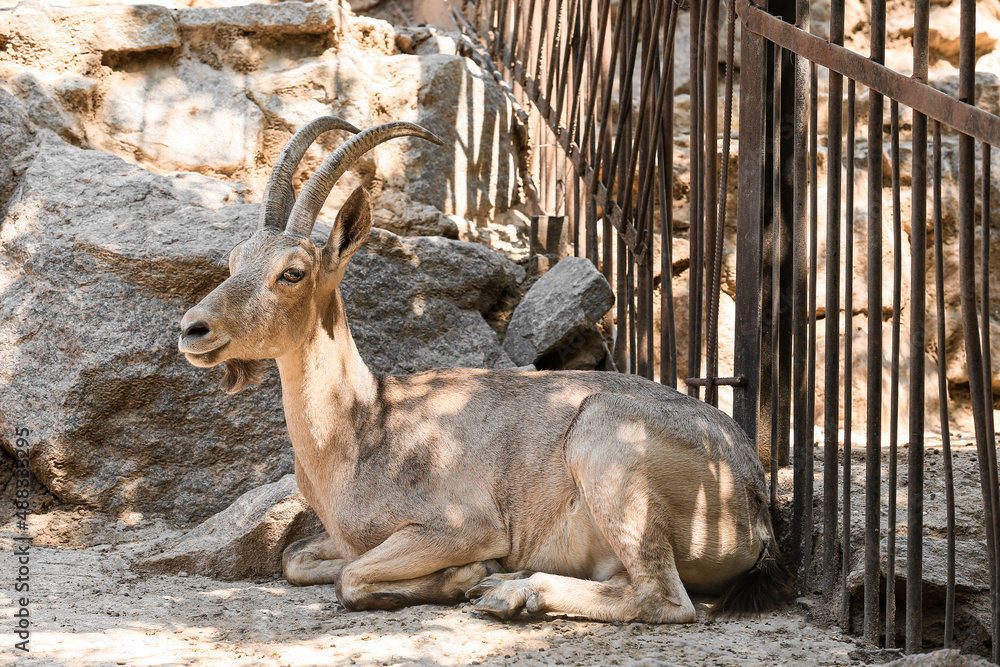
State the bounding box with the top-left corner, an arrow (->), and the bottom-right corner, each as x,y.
5,429 -> 996,667
0,517 -> 875,667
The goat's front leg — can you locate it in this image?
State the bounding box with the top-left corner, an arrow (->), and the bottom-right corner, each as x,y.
335,526 -> 507,610
283,532 -> 346,586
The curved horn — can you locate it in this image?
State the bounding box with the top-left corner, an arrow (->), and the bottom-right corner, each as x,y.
258,116 -> 362,231
284,121 -> 444,239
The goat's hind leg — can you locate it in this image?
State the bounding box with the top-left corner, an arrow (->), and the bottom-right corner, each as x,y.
473,394 -> 696,624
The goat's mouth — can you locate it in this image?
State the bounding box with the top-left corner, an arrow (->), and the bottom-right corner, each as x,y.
179,339 -> 230,367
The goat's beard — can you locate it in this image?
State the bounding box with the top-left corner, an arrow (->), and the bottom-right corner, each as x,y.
221,359 -> 267,394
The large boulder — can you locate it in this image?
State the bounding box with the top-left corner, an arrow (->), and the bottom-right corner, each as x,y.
137,474 -> 322,580
0,0 -> 524,232
0,134 -> 516,522
503,257 -> 614,367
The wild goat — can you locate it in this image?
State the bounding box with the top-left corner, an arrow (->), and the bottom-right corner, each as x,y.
178,117 -> 790,622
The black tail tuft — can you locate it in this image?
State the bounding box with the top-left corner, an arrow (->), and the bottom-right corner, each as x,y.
707,541 -> 793,621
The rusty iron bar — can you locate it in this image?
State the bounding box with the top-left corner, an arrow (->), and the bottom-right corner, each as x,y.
931,119 -> 956,648
703,0 -> 720,405
958,0 -> 1000,661
864,0 -> 886,641
613,0 -> 634,373
906,0 -> 929,652
732,0 -> 768,443
805,58 -> 818,592
822,0 -> 845,594
687,0 -> 705,399
885,98 -> 902,649
757,36 -> 778,479
982,139 -> 999,662
705,0 -> 739,408
770,45 -> 784,513
736,0 -> 1000,147
790,0 -> 810,586
776,11 -> 794,470
634,0 -> 656,380
660,22 -> 678,389
842,76 -> 857,630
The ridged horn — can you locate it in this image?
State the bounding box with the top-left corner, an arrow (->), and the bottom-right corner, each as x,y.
284,121 -> 444,239
258,116 -> 362,231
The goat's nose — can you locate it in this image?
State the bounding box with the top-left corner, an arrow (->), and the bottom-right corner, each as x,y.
182,320 -> 211,338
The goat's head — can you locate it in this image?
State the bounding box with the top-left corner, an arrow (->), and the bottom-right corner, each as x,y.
178,118 -> 442,392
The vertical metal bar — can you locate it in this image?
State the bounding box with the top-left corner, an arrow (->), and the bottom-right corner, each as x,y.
823,0 -> 845,594
842,77 -> 857,629
907,0 -> 929,653
771,85 -> 783,511
687,0 -> 704,398
804,59 -> 819,590
703,0 -> 720,404
885,98 -> 902,649
864,0 -> 886,642
790,0 -> 811,585
758,38 -> 778,474
613,0 -> 633,373
706,0 -> 738,408
732,0 -> 768,444
660,40 -> 677,388
981,141 -> 999,664
958,0 -> 1000,661
776,0 -> 796,469
770,45 -> 783,482
932,119 -> 956,648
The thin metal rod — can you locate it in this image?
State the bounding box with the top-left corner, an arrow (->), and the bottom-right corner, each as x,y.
906,0 -> 929,653
706,0 -> 738,409
982,139 -> 999,664
822,0 -> 846,594
842,77 -> 857,630
885,98 -> 902,649
790,0 -> 811,586
732,2 -> 768,443
931,120 -> 956,648
958,0 -> 1000,662
703,0 -> 720,405
804,59 -> 818,591
863,0 -> 886,643
687,0 -> 705,399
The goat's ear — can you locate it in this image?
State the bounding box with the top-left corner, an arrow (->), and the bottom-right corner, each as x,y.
324,186 -> 372,268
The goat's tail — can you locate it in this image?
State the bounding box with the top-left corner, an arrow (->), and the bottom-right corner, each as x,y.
708,495 -> 792,620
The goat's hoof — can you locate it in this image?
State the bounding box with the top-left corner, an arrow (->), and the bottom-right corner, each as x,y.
471,579 -> 534,620
465,571 -> 532,600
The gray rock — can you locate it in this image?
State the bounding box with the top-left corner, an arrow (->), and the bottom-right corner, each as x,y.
0,134 -> 515,521
0,3 -> 178,69
176,1 -> 341,35
503,257 -> 615,366
0,89 -> 34,214
136,474 -> 322,581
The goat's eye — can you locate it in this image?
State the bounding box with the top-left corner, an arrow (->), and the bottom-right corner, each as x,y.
281,268 -> 305,283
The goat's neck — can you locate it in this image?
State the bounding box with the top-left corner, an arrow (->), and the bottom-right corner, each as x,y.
275,288 -> 376,476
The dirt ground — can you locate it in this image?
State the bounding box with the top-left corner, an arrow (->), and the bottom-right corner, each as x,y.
0,510 -> 878,667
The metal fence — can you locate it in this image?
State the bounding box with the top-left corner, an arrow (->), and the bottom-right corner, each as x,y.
448,0 -> 1000,658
